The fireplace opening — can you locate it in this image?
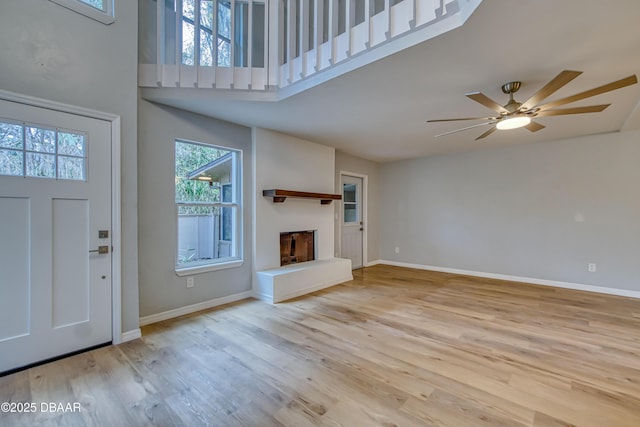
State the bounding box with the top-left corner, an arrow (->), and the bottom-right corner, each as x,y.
280,231 -> 315,266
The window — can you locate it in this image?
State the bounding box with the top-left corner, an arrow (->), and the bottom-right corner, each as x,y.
49,0 -> 115,25
181,0 -> 265,68
182,0 -> 231,67
79,0 -> 104,10
175,140 -> 242,273
343,183 -> 357,223
0,120 -> 86,181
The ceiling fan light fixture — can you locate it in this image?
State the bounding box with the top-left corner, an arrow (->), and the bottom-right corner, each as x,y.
496,115 -> 531,130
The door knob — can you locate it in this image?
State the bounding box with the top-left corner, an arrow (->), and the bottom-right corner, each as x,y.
89,246 -> 109,254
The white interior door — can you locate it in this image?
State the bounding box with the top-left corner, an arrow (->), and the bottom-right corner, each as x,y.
0,99 -> 112,373
341,175 -> 363,269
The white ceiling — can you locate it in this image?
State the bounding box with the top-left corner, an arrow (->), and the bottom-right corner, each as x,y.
143,0 -> 640,162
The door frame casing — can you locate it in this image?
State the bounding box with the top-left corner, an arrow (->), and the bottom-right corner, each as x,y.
0,89 -> 123,344
339,171 -> 368,268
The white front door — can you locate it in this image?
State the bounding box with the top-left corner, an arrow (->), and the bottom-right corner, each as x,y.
0,99 -> 112,373
341,175 -> 363,269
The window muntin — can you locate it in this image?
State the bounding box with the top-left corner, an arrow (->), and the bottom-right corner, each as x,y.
175,140 -> 241,270
0,120 -> 86,181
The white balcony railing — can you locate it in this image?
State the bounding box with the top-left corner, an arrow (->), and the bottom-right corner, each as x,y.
139,0 -> 482,97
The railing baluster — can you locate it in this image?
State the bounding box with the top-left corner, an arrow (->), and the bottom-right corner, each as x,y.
329,0 -> 337,64
176,0 -> 183,86
212,0 -> 218,87
287,0 -> 296,82
272,0 -> 282,87
314,0 -> 322,71
230,0 -> 236,87
156,0 -> 166,86
248,0 -> 253,88
194,0 -> 201,85
300,0 -> 309,78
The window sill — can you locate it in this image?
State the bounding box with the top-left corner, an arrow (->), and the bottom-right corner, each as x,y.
49,0 -> 115,25
175,259 -> 243,276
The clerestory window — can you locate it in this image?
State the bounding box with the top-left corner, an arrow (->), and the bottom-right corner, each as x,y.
181,0 -> 265,68
49,0 -> 115,25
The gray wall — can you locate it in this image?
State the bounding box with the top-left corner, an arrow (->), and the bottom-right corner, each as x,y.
0,0 -> 139,332
335,151 -> 380,264
380,130 -> 640,292
138,100 -> 253,317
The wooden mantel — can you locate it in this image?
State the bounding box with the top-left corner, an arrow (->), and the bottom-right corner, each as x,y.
263,189 -> 342,205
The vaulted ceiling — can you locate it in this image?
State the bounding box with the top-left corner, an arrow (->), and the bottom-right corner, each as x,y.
144,0 -> 640,162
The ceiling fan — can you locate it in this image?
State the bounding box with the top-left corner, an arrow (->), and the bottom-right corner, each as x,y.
427,70 -> 638,140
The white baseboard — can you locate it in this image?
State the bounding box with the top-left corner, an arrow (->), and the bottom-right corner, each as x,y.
379,260 -> 640,299
121,329 -> 142,342
139,290 -> 254,326
365,259 -> 382,267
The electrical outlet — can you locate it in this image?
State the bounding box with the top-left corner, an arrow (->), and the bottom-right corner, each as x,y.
588,263 -> 596,272
186,277 -> 195,288
394,246 -> 400,254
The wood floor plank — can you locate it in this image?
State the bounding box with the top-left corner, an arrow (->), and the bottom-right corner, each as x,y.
2,265 -> 640,426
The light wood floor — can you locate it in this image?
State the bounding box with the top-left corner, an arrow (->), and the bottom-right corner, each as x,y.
2,265 -> 640,426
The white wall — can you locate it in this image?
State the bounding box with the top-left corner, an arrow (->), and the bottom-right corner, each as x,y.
334,151 -> 380,264
253,128 -> 336,272
0,0 -> 139,333
137,100 -> 253,317
379,130 -> 640,292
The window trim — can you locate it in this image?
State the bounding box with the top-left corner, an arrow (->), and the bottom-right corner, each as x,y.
174,140 -> 243,274
49,0 -> 115,25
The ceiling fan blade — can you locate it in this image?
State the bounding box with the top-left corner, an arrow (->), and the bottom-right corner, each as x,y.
427,116 -> 497,122
535,104 -> 610,117
466,92 -> 509,114
520,70 -> 583,110
475,126 -> 497,141
536,75 -> 638,111
525,121 -> 545,132
434,122 -> 496,138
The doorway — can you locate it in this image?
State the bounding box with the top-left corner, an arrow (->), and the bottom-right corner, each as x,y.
340,173 -> 367,269
0,96 -> 114,373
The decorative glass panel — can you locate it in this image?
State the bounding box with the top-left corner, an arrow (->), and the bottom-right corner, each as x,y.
58,156 -> 85,180
26,127 -> 55,153
26,152 -> 56,178
0,122 -> 23,149
58,132 -> 85,156
0,149 -> 23,176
